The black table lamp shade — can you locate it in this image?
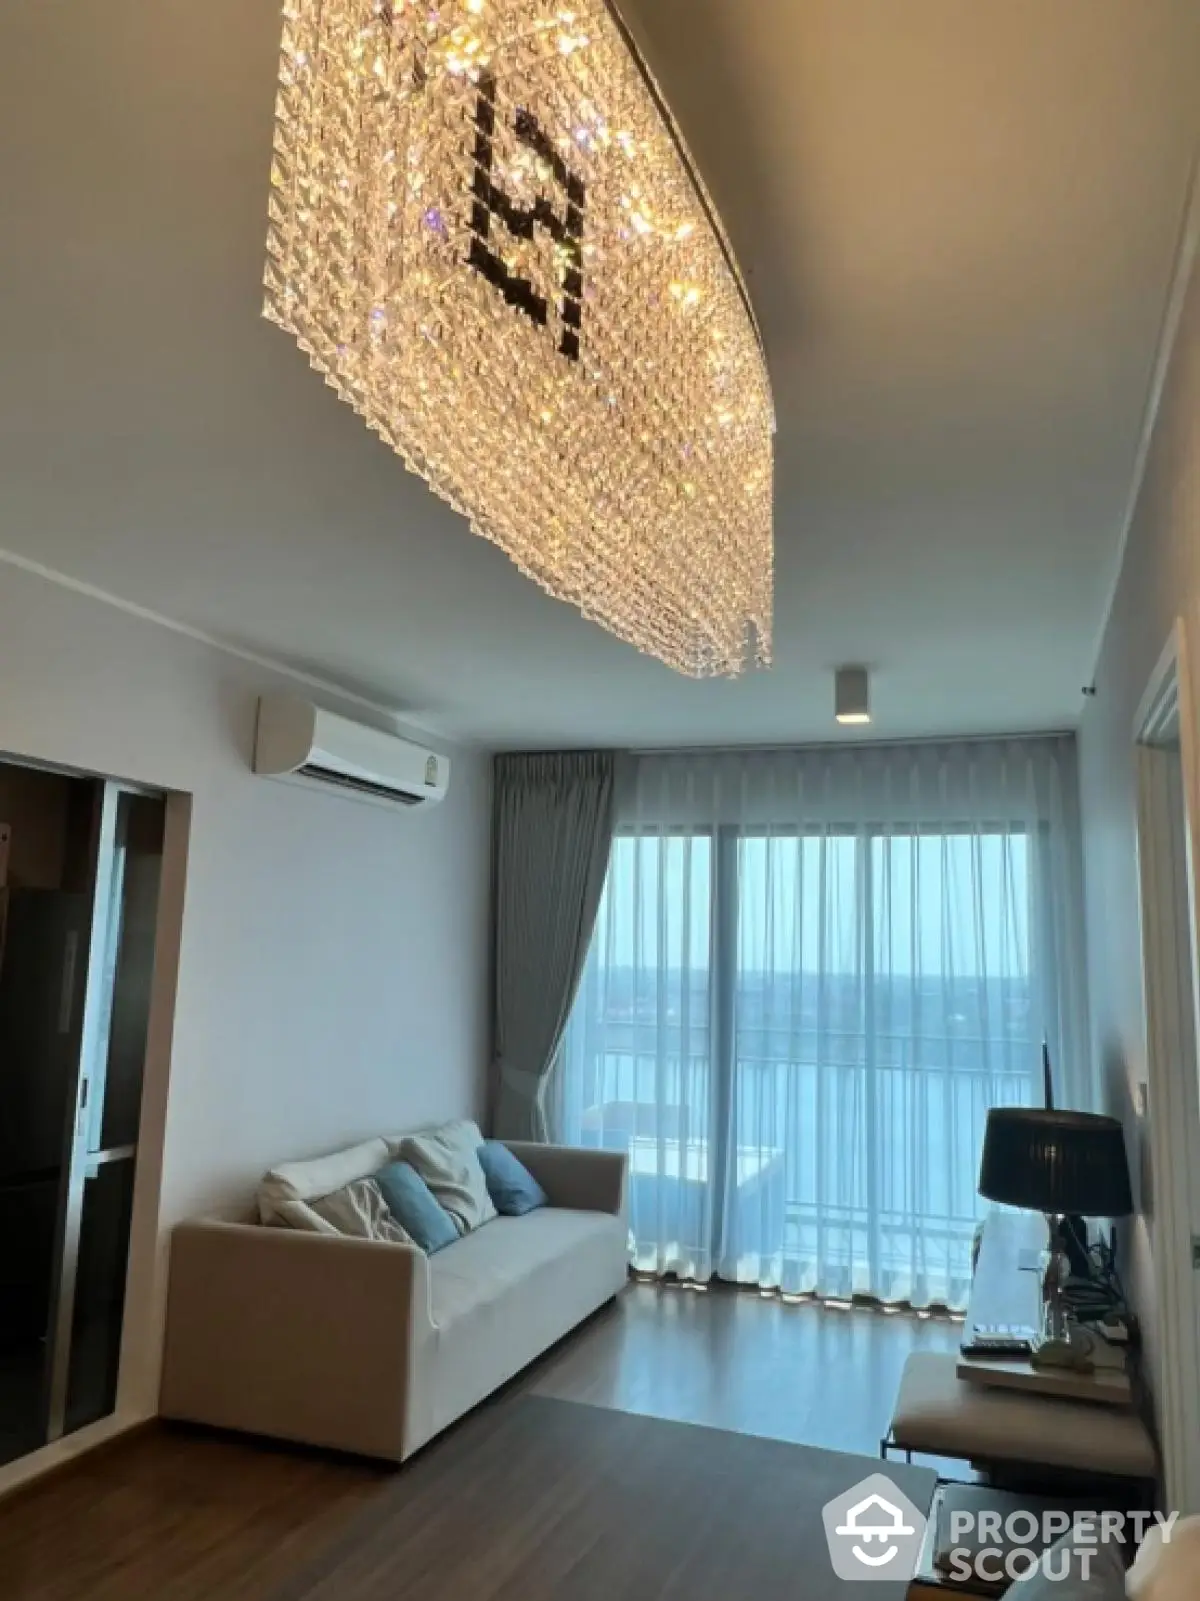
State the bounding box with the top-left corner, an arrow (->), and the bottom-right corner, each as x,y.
978,1107 -> 1133,1218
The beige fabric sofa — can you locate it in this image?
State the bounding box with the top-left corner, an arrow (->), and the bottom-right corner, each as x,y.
160,1141 -> 628,1462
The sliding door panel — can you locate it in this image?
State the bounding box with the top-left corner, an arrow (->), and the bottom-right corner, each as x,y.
46,785 -> 165,1443
60,790 -> 164,1437
88,794 -> 164,1155
558,748 -> 1074,1312
730,833 -> 862,1291
0,771 -> 100,1465
558,833 -> 714,1278
0,767 -> 168,1466
868,828 -> 1037,1305
64,1155 -> 136,1434
726,827 -> 1037,1305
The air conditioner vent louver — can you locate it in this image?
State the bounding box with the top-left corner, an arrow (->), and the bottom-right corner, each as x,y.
253,694 -> 450,811
297,764 -> 424,804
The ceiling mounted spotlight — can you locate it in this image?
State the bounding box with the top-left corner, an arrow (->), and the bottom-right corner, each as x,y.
835,666 -> 871,726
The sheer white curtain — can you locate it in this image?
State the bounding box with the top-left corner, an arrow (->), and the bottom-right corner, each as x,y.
553,739 -> 1089,1310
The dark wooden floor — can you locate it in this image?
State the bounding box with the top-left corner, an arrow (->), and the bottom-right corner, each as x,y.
1,1426 -> 387,1601
526,1280 -> 960,1456
0,1285 -> 961,1599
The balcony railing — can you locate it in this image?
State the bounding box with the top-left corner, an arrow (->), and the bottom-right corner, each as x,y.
558,1024 -> 1034,1302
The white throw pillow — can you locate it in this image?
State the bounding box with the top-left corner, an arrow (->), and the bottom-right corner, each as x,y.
268,1197 -> 343,1234
396,1119 -> 497,1235
257,1136 -> 391,1225
310,1177 -> 416,1245
267,1179 -> 415,1244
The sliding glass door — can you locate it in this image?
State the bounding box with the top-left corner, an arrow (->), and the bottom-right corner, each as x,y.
558,820 -> 1042,1308
555,833 -> 716,1279
0,767 -> 166,1467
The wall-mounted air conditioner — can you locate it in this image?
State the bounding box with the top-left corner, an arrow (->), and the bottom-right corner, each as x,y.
253,693 -> 450,810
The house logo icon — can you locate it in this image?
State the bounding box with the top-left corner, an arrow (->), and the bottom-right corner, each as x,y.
822,1472 -> 927,1582
838,1493 -> 913,1564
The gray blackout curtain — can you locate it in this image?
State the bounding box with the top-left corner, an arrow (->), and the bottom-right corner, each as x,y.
491,751 -> 618,1141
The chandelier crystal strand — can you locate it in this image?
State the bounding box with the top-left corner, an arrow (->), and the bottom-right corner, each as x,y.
265,0 -> 774,677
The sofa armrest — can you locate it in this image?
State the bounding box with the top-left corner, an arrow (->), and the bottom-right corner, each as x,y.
502,1142 -> 628,1218
160,1220 -> 433,1461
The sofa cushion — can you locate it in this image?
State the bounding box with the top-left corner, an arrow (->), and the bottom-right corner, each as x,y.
257,1137 -> 391,1225
429,1209 -> 621,1324
477,1141 -> 548,1216
376,1162 -> 459,1254
397,1120 -> 497,1235
426,1208 -> 627,1434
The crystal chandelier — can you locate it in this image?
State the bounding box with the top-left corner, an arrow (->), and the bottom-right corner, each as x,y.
265,0 -> 774,676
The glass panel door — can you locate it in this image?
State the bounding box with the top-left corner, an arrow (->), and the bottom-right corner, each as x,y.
867,828 -> 1036,1300
0,769 -> 167,1465
44,785 -> 166,1443
56,791 -> 164,1438
557,832 -> 714,1277
730,833 -> 862,1288
0,767 -> 99,1466
85,792 -> 163,1156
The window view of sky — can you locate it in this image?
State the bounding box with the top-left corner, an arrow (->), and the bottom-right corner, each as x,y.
592,831 -> 1031,980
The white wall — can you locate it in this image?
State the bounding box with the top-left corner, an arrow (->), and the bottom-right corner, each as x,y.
1077,195 -> 1200,1388
0,558 -> 491,1488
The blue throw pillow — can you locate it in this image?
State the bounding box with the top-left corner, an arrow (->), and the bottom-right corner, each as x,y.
477,1141 -> 548,1216
375,1160 -> 459,1253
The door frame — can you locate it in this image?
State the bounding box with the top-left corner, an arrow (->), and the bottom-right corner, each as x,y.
115,787 -> 190,1422
1133,617 -> 1200,1510
0,755 -> 188,1495
43,780 -> 124,1440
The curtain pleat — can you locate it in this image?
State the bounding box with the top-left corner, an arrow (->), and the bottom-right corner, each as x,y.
491,750 -> 618,1142
556,737 -> 1090,1310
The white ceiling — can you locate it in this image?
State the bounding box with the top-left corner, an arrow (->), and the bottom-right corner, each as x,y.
0,1 -> 1197,748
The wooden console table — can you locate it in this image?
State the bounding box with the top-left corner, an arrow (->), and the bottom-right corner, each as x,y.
886,1213 -> 1154,1488
958,1211 -> 1132,1406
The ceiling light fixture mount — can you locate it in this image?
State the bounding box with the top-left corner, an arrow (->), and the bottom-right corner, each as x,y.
835,665 -> 871,726
264,0 -> 775,677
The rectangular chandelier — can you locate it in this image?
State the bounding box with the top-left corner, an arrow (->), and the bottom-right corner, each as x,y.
265,0 -> 774,676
